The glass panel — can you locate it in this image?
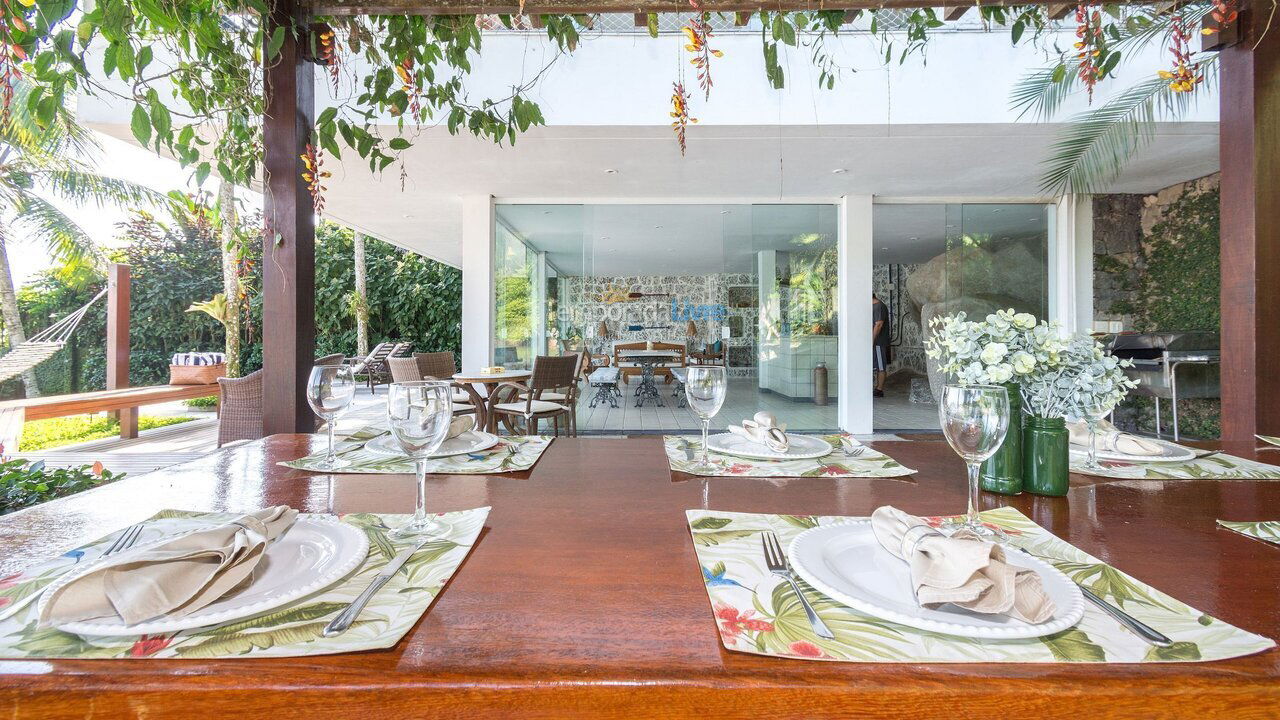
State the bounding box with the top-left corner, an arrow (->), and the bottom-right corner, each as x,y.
943,204 -> 1050,320
494,203 -> 839,432
492,221 -> 535,370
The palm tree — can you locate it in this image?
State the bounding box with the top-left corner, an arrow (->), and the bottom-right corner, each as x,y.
216,179 -> 243,377
1010,5 -> 1216,195
352,230 -> 370,360
0,84 -> 166,396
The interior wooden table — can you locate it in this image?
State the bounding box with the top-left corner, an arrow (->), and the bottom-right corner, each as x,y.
1,436 -> 1278,718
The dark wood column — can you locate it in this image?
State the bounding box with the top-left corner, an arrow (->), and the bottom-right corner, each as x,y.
262,0 -> 316,435
1219,8 -> 1280,442
105,263 -> 136,438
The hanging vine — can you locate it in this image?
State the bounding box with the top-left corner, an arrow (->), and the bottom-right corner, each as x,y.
300,141 -> 330,214
670,80 -> 695,156
1160,14 -> 1203,93
682,0 -> 721,100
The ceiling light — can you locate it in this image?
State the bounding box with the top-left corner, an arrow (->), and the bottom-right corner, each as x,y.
403,214 -> 413,219
720,210 -> 731,215
604,168 -> 618,175
831,168 -> 847,175
654,225 -> 663,230
909,237 -> 917,241
542,210 -> 552,215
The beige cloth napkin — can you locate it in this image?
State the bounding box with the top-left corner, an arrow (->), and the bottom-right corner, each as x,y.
447,415 -> 474,439
727,411 -> 789,453
40,506 -> 298,627
870,506 -> 1056,624
1067,419 -> 1162,456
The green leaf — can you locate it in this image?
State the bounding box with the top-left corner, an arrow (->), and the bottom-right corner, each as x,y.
1144,641 -> 1200,661
267,26 -> 286,61
1040,628 -> 1106,662
130,104 -> 152,145
646,12 -> 658,38
691,516 -> 733,530
388,137 -> 411,151
194,162 -> 212,186
692,529 -> 759,547
191,601 -> 347,635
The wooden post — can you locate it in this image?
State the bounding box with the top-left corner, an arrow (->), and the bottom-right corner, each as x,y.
263,0 -> 317,435
1219,8 -> 1280,442
105,263 -> 136,439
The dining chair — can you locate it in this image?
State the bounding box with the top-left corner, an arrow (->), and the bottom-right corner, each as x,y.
489,354 -> 578,436
387,355 -> 480,418
216,353 -> 352,447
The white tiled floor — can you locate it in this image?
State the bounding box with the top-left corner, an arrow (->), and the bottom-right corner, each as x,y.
578,378 -> 837,433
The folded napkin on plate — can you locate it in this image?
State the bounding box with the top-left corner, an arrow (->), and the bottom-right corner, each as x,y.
1067,419 -> 1163,456
870,506 -> 1056,624
40,506 -> 298,627
727,411 -> 789,453
446,415 -> 474,439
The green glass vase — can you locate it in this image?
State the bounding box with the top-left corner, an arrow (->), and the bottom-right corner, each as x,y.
979,383 -> 1023,495
1023,415 -> 1069,497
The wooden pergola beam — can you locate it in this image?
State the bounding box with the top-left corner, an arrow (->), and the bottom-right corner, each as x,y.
310,0 -> 1160,15
942,6 -> 968,21
1046,3 -> 1073,19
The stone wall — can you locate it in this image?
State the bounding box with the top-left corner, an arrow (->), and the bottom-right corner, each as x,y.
1092,172 -> 1220,330
558,273 -> 758,377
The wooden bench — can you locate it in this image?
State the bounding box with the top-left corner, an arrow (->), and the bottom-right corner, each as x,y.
0,384 -> 221,450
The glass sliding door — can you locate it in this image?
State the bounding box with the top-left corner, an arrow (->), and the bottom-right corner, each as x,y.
943,204 -> 1050,319
493,221 -> 535,369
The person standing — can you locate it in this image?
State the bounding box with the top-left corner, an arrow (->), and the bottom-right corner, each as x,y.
872,293 -> 889,398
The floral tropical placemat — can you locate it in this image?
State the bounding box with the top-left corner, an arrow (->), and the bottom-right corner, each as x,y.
686,506 -> 1274,662
282,425 -> 552,474
665,435 -> 916,478
1069,452 -> 1280,481
0,507 -> 488,659
1217,520 -> 1280,546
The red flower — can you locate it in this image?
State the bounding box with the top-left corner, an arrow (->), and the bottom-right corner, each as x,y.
725,463 -> 753,474
1100,460 -> 1135,469
0,597 -> 10,609
788,640 -> 827,658
129,634 -> 173,657
0,572 -> 20,591
818,464 -> 847,476
714,603 -> 775,646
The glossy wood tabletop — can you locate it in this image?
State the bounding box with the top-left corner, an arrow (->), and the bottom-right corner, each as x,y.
2,436 -> 1279,719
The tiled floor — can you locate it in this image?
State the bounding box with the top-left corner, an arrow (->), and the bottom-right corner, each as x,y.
577,378 -> 837,433
873,387 -> 939,432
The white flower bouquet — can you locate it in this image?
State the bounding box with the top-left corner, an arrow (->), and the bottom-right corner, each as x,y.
925,309 -> 1136,419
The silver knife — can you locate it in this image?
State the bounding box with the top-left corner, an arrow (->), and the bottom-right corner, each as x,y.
323,537 -> 428,637
1017,547 -> 1172,647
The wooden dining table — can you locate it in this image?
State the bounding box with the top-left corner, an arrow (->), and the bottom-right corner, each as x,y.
1,436 -> 1278,718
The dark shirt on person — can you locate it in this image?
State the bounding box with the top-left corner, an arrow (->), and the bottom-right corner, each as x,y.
872,301 -> 890,347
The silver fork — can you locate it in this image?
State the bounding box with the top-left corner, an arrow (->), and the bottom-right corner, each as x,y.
0,522 -> 147,623
840,437 -> 866,458
761,532 -> 835,639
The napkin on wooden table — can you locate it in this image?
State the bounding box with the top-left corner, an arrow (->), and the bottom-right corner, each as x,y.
727,411 -> 789,453
447,415 -> 474,439
870,506 -> 1056,624
1066,419 -> 1163,456
40,506 -> 298,627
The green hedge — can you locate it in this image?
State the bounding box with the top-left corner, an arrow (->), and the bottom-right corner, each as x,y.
3,213 -> 461,399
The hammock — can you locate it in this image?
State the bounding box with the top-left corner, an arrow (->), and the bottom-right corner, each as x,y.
0,287 -> 107,384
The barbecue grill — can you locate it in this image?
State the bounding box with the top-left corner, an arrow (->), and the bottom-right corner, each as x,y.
1101,331 -> 1220,441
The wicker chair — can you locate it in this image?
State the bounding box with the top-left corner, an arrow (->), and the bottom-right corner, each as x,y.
216,369 -> 263,447
489,354 -> 578,436
216,355 -> 350,447
387,355 -> 480,417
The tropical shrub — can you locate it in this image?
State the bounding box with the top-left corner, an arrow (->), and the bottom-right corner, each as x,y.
0,459 -> 122,516
20,416 -> 195,452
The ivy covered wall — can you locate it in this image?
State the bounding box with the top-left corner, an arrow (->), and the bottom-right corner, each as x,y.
1092,173 -> 1221,438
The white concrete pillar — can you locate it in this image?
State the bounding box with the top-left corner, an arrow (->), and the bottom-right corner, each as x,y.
838,195 -> 874,434
1049,195 -> 1094,334
461,195 -> 495,372
533,251 -> 548,356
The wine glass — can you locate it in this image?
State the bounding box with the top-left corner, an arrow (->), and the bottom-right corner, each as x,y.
939,384 -> 1010,539
1081,395 -> 1116,471
306,362 -> 356,470
684,366 -> 727,473
387,381 -> 454,539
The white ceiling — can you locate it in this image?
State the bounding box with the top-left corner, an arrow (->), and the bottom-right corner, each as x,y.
89,121 -> 1218,268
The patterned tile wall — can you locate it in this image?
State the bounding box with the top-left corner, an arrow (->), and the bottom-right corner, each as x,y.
872,263 -> 927,375
558,273 -> 758,377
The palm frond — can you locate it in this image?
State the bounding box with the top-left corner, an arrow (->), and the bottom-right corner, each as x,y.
1010,5 -> 1213,121
40,169 -> 170,210
1038,58 -> 1215,195
9,194 -> 108,275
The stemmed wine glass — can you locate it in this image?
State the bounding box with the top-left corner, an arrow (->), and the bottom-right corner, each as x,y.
939,384 -> 1010,539
684,366 -> 728,473
306,362 -> 356,470
1081,396 -> 1116,471
387,381 -> 454,539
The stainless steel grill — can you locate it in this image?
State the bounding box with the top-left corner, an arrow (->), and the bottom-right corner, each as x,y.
1102,331 -> 1220,441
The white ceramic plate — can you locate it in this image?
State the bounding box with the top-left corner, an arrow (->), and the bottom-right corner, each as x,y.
43,516 -> 369,637
1069,437 -> 1195,463
364,430 -> 500,458
706,433 -> 833,461
788,521 -> 1084,639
